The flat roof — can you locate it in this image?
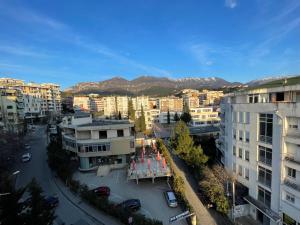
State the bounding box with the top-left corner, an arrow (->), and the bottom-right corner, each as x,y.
189,126 -> 220,135
77,120 -> 132,127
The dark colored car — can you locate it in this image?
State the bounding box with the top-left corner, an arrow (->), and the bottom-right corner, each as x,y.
45,196 -> 59,208
91,186 -> 110,196
119,199 -> 141,212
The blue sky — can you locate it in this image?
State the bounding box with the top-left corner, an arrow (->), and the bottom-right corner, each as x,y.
0,0 -> 300,89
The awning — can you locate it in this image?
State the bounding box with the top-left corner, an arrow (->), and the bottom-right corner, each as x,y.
244,196 -> 281,223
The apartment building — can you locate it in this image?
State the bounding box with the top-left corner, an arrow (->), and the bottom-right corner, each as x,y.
199,89 -> 224,106
116,96 -> 128,118
136,109 -> 160,129
183,95 -> 200,108
60,112 -> 135,171
159,111 -> 182,124
90,96 -> 104,112
103,96 -> 117,117
190,107 -> 220,127
158,96 -> 183,112
0,78 -> 62,118
0,88 -> 24,133
219,83 -> 300,225
73,96 -> 90,111
132,96 -> 149,111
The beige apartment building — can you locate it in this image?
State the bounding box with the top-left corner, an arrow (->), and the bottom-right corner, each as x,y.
135,109 -> 160,129
199,89 -> 224,105
60,112 -> 135,171
0,88 -> 24,133
73,96 -> 90,111
158,96 -> 183,112
103,96 -> 117,117
132,96 -> 149,111
116,96 -> 129,118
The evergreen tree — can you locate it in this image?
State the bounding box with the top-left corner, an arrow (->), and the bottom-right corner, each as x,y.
118,111 -> 122,120
167,110 -> 171,124
128,99 -> 135,121
180,104 -> 192,124
23,178 -> 55,225
174,112 -> 180,122
140,105 -> 146,132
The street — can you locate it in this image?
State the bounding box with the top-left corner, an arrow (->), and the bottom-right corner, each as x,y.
14,125 -> 118,225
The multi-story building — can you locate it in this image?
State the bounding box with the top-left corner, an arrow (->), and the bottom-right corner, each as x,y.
62,96 -> 74,111
219,83 -> 300,225
0,78 -> 62,118
132,96 -> 149,111
60,112 -> 135,171
73,96 -> 90,111
149,98 -> 158,109
89,95 -> 104,113
183,95 -> 200,109
116,96 -> 128,118
136,109 -> 160,129
159,111 -> 182,124
190,107 -> 220,127
103,96 -> 117,117
199,89 -> 224,106
0,88 -> 24,133
158,96 -> 183,112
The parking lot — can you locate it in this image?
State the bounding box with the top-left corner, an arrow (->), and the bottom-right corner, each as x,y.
74,169 -> 187,225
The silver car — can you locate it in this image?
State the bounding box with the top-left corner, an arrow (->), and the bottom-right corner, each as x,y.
21,153 -> 32,162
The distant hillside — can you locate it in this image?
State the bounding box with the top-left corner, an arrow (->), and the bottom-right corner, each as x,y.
67,76 -> 242,96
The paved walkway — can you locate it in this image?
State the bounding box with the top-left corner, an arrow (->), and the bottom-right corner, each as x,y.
52,174 -> 122,225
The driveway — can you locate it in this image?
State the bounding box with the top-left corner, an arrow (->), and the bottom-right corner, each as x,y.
74,169 -> 187,225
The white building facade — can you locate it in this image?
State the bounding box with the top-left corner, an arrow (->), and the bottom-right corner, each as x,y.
220,84 -> 300,225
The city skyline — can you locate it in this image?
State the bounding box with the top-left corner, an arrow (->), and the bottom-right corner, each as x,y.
0,0 -> 300,89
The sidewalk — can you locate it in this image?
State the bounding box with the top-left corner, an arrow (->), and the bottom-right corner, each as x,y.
52,175 -> 122,225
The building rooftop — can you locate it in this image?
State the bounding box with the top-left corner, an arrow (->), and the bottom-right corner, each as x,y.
189,126 -> 220,136
77,119 -> 132,127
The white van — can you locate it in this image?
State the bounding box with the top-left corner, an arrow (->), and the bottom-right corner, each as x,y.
164,191 -> 178,207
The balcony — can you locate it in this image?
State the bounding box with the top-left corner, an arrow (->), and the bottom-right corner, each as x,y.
284,179 -> 300,192
285,131 -> 300,145
284,154 -> 300,166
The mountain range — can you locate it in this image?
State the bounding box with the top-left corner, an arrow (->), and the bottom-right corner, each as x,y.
65,75 -> 294,96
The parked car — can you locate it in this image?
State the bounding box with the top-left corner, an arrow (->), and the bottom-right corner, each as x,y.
164,191 -> 178,207
24,144 -> 31,150
119,199 -> 141,212
21,153 -> 31,162
91,186 -> 110,196
45,196 -> 59,208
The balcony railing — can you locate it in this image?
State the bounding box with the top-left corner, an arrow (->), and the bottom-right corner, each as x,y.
258,156 -> 272,167
284,179 -> 300,192
284,154 -> 300,165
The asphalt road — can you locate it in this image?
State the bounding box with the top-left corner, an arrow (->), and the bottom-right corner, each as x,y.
14,125 -> 104,225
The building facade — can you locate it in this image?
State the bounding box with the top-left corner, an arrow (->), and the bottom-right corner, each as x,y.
190,107 -> 220,127
158,96 -> 183,112
219,84 -> 300,225
60,112 -> 135,171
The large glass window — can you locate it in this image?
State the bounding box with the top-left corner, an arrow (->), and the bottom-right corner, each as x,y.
259,114 -> 273,144
99,130 -> 107,139
258,186 -> 271,207
258,146 -> 272,166
287,167 -> 296,179
258,166 -> 272,188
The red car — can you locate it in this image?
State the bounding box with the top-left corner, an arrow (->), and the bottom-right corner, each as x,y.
91,186 -> 110,196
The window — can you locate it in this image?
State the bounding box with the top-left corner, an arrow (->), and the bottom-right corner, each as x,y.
287,167 -> 296,179
99,130 -> 107,139
233,129 -> 236,139
258,186 -> 271,207
233,146 -> 236,156
258,166 -> 272,187
7,105 -> 13,109
245,112 -> 250,124
276,92 -> 285,101
245,168 -> 249,180
283,213 -> 297,225
245,131 -> 250,143
258,146 -> 272,166
117,129 -> 124,137
245,151 -> 250,161
286,193 -> 295,204
233,163 -> 236,173
254,95 -> 259,103
239,148 -> 243,158
238,165 -> 243,176
239,130 -> 243,141
239,112 -> 244,123
233,111 -> 237,123
259,114 -> 273,144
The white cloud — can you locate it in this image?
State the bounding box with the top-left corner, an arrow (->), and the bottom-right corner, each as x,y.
188,44 -> 214,66
225,0 -> 237,9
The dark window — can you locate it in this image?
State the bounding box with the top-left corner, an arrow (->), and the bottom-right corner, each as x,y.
283,213 -> 296,225
117,129 -> 124,137
245,151 -> 249,161
258,166 -> 272,187
276,92 -> 285,101
287,167 -> 296,178
99,130 -> 107,139
258,186 -> 271,208
259,114 -> 273,144
238,148 -> 243,158
254,95 -> 259,103
258,146 -> 272,166
7,105 -> 13,109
